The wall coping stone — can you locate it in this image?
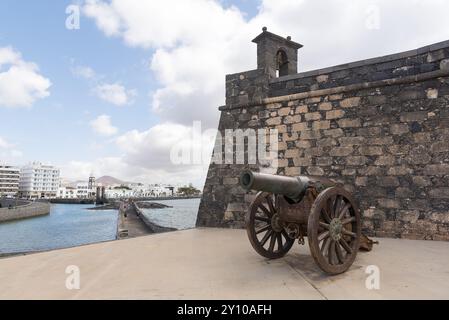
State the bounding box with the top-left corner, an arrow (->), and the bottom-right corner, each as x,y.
219,68 -> 449,111
269,39 -> 449,83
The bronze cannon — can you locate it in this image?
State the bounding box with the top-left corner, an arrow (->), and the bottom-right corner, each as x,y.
240,170 -> 361,275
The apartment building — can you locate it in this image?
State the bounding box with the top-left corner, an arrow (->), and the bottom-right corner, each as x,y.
19,162 -> 60,199
0,165 -> 20,197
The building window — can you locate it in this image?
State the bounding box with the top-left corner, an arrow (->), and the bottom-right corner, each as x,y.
276,50 -> 289,77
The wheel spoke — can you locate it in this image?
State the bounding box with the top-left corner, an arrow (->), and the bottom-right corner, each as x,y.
328,240 -> 337,265
333,196 -> 343,218
342,229 -> 357,238
281,229 -> 290,241
258,204 -> 272,218
318,231 -> 330,242
326,197 -> 334,219
266,195 -> 276,215
339,238 -> 353,254
341,216 -> 356,225
321,237 -> 330,255
321,207 -> 332,223
277,233 -> 283,251
256,224 -> 271,235
255,216 -> 270,223
260,230 -> 273,247
268,233 -> 276,252
338,203 -> 351,219
319,222 -> 330,230
335,242 -> 345,264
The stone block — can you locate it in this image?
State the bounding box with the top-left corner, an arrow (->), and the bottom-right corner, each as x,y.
338,118 -> 362,128
355,177 -> 368,186
301,130 -> 322,140
296,105 -> 308,114
339,137 -> 365,146
329,94 -> 343,101
316,157 -> 333,166
388,166 -> 413,176
390,124 -> 409,135
326,110 -> 345,120
316,75 -> 329,83
378,198 -> 401,209
346,156 -> 368,166
340,97 -> 361,108
359,146 -> 383,156
312,120 -> 331,130
412,176 -> 431,187
330,147 -> 353,157
377,176 -> 400,187
278,107 -> 293,116
307,167 -> 325,176
305,112 -> 322,121
429,188 -> 449,199
324,128 -> 344,138
285,167 -> 301,176
400,112 -> 427,122
424,164 -> 449,176
266,117 -> 282,126
375,156 -> 396,166
294,156 -> 312,167
292,122 -> 308,132
318,102 -> 333,111
283,115 -> 302,124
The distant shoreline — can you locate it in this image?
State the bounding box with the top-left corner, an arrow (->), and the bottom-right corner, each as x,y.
48,195 -> 201,205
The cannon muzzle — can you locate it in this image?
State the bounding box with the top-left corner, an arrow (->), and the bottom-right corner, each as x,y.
240,170 -> 309,203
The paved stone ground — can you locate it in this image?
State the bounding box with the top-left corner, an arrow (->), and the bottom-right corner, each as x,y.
0,229 -> 448,300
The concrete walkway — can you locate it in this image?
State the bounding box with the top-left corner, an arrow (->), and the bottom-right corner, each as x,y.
0,228 -> 448,300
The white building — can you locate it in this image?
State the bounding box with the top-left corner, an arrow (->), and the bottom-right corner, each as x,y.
19,162 -> 60,199
57,186 -> 76,199
103,184 -> 175,199
75,182 -> 90,199
0,165 -> 20,197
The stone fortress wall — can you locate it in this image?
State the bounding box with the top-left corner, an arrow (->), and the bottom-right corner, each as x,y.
0,199 -> 50,223
197,28 -> 449,241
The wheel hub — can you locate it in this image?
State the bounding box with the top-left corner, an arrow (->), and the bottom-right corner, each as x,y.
271,214 -> 283,233
329,218 -> 343,241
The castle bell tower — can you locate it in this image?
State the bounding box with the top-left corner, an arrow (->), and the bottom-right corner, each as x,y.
252,27 -> 303,79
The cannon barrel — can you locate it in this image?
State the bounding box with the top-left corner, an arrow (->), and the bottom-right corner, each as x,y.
240,170 -> 309,203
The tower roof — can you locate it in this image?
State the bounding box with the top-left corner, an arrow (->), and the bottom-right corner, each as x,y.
252,27 -> 303,50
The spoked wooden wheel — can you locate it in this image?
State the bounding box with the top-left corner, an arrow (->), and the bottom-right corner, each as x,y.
308,187 -> 361,275
246,192 -> 295,259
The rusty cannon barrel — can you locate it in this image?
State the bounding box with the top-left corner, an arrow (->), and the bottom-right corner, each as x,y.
240,170 -> 309,203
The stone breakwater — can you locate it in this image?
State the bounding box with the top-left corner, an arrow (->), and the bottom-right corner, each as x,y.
132,202 -> 177,234
0,201 -> 50,223
198,34 -> 449,241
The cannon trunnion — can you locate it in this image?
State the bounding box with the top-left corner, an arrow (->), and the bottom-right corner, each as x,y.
240,170 -> 361,275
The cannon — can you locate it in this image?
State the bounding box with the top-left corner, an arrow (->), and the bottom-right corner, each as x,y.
240,170 -> 361,275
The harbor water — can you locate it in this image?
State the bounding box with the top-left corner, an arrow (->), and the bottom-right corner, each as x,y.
0,198 -> 200,255
140,198 -> 200,230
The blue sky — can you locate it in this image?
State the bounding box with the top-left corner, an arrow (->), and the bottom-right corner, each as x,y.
0,0 -> 263,185
1,0 -> 164,163
1,0 -> 449,186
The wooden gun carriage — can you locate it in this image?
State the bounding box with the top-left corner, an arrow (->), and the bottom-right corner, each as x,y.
240,170 -> 361,275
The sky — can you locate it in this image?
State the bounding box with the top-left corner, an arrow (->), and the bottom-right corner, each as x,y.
1,0 -> 449,188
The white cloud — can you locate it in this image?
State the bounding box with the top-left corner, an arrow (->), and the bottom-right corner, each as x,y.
90,114 -> 119,136
84,0 -> 449,126
80,0 -> 449,186
0,136 -> 23,163
71,65 -> 96,79
0,46 -> 51,108
93,83 -> 137,106
0,136 -> 13,149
